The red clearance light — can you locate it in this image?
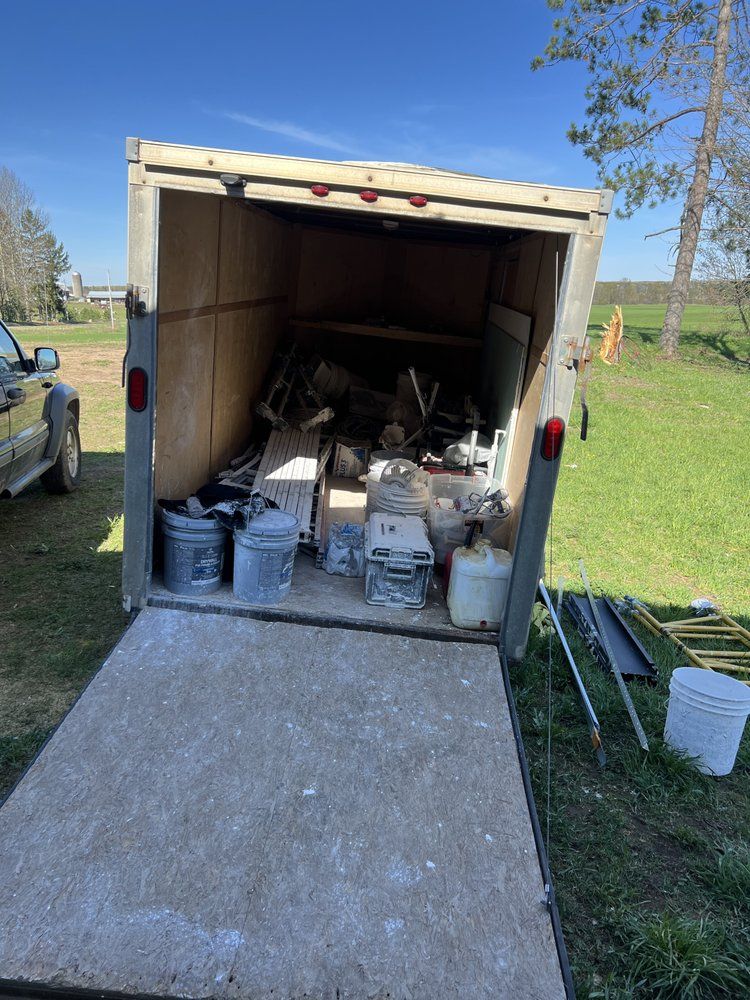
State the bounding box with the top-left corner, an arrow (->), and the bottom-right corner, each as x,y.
360,190 -> 378,203
541,416 -> 565,461
409,194 -> 428,207
128,367 -> 148,412
311,184 -> 329,197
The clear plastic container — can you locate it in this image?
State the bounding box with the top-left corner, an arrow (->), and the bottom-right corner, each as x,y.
427,473 -> 504,565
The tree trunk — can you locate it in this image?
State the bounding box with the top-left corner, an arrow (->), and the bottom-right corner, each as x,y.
660,0 -> 733,357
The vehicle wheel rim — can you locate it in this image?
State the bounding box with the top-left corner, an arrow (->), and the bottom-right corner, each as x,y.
66,428 -> 80,478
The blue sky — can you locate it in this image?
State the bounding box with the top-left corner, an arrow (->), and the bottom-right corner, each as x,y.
2,0 -> 680,284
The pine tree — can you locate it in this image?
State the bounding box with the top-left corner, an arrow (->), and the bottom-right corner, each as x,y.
535,0 -> 745,357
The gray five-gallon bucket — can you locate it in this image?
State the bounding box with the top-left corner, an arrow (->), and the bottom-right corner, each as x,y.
233,509 -> 300,605
162,509 -> 227,596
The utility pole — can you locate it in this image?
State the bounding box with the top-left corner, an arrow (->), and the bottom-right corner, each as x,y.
106,268 -> 115,331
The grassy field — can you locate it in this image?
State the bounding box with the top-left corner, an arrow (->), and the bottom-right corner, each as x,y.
1,304 -> 749,998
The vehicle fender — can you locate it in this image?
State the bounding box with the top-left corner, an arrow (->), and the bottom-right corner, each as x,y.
44,383 -> 80,460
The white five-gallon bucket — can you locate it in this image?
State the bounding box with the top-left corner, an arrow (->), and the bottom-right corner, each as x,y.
233,509 -> 300,605
664,667 -> 750,776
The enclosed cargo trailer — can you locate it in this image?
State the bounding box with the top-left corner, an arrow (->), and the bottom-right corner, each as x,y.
121,138 -> 610,659
0,139 -> 610,999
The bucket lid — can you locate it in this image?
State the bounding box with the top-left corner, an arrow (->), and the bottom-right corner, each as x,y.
670,667 -> 750,706
239,508 -> 300,538
162,507 -> 224,532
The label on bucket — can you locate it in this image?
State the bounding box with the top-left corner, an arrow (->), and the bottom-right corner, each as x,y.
259,548 -> 295,591
172,542 -> 224,586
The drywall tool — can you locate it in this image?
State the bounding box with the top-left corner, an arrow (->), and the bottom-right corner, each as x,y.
566,594 -> 657,682
579,561 -> 650,751
539,581 -> 606,767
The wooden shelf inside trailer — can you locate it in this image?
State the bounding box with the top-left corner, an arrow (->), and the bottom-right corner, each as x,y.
291,318 -> 483,349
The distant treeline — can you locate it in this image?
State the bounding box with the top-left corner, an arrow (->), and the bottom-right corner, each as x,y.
594,281 -> 721,305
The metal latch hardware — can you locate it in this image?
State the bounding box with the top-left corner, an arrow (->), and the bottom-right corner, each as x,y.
125,284 -> 147,320
559,335 -> 593,441
558,335 -> 592,371
122,285 -> 148,387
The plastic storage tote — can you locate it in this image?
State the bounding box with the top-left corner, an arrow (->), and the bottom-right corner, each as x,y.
447,539 -> 512,631
427,473 -> 505,565
365,513 -> 434,609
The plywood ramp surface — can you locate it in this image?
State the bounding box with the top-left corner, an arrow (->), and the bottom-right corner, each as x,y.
0,608 -> 565,1000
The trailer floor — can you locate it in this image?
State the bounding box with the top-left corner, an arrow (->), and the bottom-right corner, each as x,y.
0,608 -> 564,1000
149,555 -> 499,645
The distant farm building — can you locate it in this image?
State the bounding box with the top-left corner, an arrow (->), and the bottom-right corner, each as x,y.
85,289 -> 127,304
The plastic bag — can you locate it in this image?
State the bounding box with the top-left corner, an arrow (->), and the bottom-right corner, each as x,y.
324,522 -> 365,577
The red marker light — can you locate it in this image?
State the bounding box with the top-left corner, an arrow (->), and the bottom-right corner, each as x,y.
541,416 -> 565,460
310,184 -> 329,197
409,194 -> 428,207
360,190 -> 378,203
128,367 -> 148,412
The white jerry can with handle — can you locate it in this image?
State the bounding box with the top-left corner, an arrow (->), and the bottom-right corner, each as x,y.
447,539 -> 512,631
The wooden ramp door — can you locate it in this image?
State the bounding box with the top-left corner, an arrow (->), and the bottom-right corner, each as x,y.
0,607 -> 565,1000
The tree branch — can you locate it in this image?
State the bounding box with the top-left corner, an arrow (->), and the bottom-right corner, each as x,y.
644,226 -> 682,239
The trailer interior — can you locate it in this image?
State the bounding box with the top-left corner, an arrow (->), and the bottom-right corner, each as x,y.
148,186 -> 569,637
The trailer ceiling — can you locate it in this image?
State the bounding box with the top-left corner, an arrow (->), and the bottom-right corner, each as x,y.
241,199 -> 527,247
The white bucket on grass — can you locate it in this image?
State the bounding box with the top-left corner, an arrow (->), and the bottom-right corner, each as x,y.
664,667 -> 750,776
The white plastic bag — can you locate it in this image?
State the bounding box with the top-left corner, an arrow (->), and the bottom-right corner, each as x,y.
324,522 -> 365,577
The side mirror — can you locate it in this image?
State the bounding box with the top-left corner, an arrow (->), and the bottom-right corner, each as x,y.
35,347 -> 60,373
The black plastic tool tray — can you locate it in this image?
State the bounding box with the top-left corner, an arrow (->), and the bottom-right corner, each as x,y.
566,594 -> 658,682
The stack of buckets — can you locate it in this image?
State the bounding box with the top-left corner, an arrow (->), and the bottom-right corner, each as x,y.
163,507 -> 300,605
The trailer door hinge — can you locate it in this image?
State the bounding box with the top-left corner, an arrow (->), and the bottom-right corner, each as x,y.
558,335 -> 592,371
125,284 -> 147,320
559,335 -> 593,441
122,285 -> 148,387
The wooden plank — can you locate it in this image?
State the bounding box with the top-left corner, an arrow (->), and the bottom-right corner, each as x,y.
255,428 -> 322,536
291,318 -> 482,348
217,199 -> 290,305
0,607 -> 565,998
387,242 -> 490,336
154,316 -> 215,500
135,137 -> 605,214
294,229 -> 387,322
158,189 -> 220,314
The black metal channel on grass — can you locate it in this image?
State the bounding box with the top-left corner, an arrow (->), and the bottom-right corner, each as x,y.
500,651 -> 577,999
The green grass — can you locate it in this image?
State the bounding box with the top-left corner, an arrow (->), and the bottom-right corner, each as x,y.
1,304 -> 749,996
0,317 -> 127,792
515,303 -> 750,997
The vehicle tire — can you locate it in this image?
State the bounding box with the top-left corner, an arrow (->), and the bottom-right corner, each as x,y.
41,409 -> 82,494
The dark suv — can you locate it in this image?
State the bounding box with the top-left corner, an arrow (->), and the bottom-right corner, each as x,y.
0,320 -> 81,497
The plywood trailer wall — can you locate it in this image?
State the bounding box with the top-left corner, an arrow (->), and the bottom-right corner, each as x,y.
155,191 -> 291,500
294,227 -> 491,336
489,232 -> 569,549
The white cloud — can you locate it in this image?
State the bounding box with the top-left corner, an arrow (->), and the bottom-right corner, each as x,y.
220,111 -> 359,155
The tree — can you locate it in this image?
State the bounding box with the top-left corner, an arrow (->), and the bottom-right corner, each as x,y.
0,167 -> 69,322
535,0 -> 745,357
699,201 -> 750,332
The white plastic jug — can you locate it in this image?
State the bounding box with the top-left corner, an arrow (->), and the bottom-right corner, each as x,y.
447,539 -> 512,631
